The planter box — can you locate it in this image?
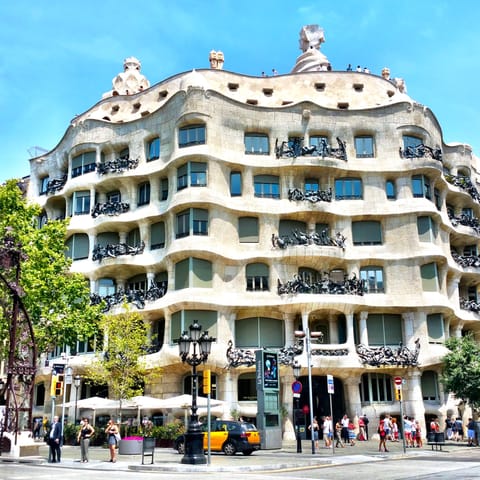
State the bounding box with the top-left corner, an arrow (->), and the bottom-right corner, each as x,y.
118,439 -> 143,455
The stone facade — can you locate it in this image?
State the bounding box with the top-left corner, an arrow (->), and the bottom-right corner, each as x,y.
28,26 -> 479,438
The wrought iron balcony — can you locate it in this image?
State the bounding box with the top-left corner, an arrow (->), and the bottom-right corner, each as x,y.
272,230 -> 346,249
275,137 -> 347,161
448,210 -> 480,235
356,338 -> 420,367
399,143 -> 442,161
288,187 -> 332,203
445,174 -> 480,202
90,281 -> 168,312
96,156 -> 139,175
91,201 -> 130,218
277,272 -> 364,295
451,250 -> 480,268
459,296 -> 480,313
46,175 -> 67,194
92,241 -> 145,262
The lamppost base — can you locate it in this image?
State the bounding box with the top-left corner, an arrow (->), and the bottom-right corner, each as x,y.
181,428 -> 206,465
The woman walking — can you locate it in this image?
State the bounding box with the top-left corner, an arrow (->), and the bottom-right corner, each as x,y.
105,419 -> 119,462
77,417 -> 94,463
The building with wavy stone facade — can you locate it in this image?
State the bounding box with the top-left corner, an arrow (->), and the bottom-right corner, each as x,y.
28,25 -> 480,437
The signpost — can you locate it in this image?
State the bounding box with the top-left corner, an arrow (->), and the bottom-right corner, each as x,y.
327,375 -> 334,454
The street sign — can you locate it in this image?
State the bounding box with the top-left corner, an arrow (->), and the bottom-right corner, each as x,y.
327,374 -> 334,394
292,380 -> 303,394
394,376 -> 403,389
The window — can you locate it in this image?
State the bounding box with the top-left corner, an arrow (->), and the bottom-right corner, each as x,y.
235,317 -> 284,348
98,278 -> 116,296
151,222 -> 165,249
72,191 -> 90,215
427,313 -> 444,344
171,310 -> 217,344
434,188 -> 442,210
174,257 -> 213,289
147,138 -> 160,161
238,373 -> 257,401
160,177 -> 168,201
40,176 -> 49,195
177,162 -> 207,190
403,135 -> 422,150
176,208 -> 208,238
138,182 -> 151,206
360,266 -> 384,293
34,383 -> 45,407
386,180 -> 396,200
245,133 -> 269,154
254,175 -> 280,199
246,263 -> 269,291
309,135 -> 329,152
464,245 -> 478,256
279,219 -> 307,238
127,274 -> 147,292
107,190 -> 121,203
238,217 -> 259,243
367,314 -> 402,346
71,151 -> 96,178
65,233 -> 89,260
230,171 -> 242,196
468,285 -> 478,302
305,178 -> 319,192
184,372 -> 217,398
355,136 -> 374,158
179,124 -> 206,147
417,216 -> 437,242
360,373 -> 393,403
127,227 -> 141,246
421,371 -> 440,401
335,178 -> 362,200
352,221 -> 382,245
412,175 -> 431,199
96,232 -> 119,249
421,262 -> 439,291
462,207 -> 473,219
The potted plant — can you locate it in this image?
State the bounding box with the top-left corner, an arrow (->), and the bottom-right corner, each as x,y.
152,422 -> 185,448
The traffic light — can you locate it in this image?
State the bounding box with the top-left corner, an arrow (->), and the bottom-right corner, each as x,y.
54,374 -> 64,397
395,388 -> 402,401
203,369 -> 211,395
50,375 -> 58,397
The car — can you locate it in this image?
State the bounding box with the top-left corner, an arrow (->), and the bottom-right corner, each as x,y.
174,420 -> 261,456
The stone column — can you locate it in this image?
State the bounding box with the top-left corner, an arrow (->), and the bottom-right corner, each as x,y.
343,376 -> 362,425
328,315 -> 339,344
402,312 -> 415,347
282,369 -> 296,440
405,370 -> 426,434
359,311 -> 368,345
345,313 -> 355,348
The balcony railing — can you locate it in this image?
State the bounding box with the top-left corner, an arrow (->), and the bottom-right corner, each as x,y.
459,297 -> 480,313
445,174 -> 480,203
46,175 -> 67,194
91,201 -> 130,218
277,272 -> 364,295
92,241 -> 145,262
356,338 -> 420,367
96,156 -> 139,175
272,230 -> 346,249
90,281 -> 168,312
275,137 -> 347,161
288,187 -> 332,203
451,250 -> 480,268
448,210 -> 480,235
399,143 -> 442,161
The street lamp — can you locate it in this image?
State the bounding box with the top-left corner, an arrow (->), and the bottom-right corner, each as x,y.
292,361 -> 302,453
74,375 -> 81,424
177,321 -> 215,465
295,328 -> 323,455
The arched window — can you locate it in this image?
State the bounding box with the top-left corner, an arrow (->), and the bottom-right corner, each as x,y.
360,373 -> 393,403
421,371 -> 440,401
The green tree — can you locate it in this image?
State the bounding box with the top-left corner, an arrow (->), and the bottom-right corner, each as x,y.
86,308 -> 152,417
441,333 -> 480,411
0,179 -> 101,355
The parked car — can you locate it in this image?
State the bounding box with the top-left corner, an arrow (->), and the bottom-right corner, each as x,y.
174,420 -> 261,456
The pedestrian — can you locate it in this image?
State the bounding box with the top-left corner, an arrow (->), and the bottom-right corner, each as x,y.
322,415 -> 332,448
361,413 -> 369,440
391,417 -> 399,442
346,64 -> 352,71
403,415 -> 413,447
430,417 -> 440,433
454,417 -> 463,441
48,415 -> 62,463
358,415 -> 366,441
33,418 -> 41,440
348,420 -> 356,446
105,419 -> 119,462
341,414 -> 350,445
378,415 -> 388,452
445,416 -> 454,440
467,418 -> 476,446
335,419 -> 345,447
77,417 -> 95,463
414,420 -> 423,448
383,414 -> 392,441
308,416 -> 320,450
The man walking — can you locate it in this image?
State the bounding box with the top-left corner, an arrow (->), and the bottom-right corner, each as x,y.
48,416 -> 62,463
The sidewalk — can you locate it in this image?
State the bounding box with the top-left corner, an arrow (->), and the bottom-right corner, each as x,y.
1,438 -> 477,472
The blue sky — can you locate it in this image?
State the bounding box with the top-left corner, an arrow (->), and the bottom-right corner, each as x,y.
1,0 -> 480,182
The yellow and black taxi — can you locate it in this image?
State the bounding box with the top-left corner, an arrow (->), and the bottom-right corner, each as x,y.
174,420 -> 261,456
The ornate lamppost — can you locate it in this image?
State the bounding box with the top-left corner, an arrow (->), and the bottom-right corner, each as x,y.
177,321 -> 215,465
292,360 -> 302,453
74,375 -> 81,425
